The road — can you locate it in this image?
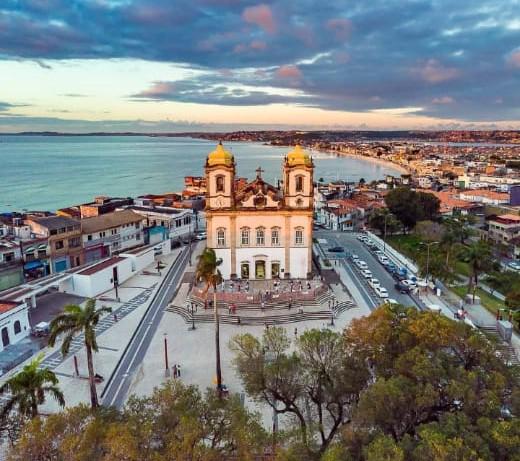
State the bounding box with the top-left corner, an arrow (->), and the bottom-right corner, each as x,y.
102,246 -> 191,408
316,230 -> 421,310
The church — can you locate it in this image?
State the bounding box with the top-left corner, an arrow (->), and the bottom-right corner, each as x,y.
204,142 -> 314,280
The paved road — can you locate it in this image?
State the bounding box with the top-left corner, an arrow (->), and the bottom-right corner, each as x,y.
102,247 -> 190,408
316,230 -> 420,310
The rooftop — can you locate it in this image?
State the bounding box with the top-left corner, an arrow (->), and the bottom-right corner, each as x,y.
77,256 -> 125,276
28,215 -> 80,231
0,300 -> 22,314
81,209 -> 144,234
126,205 -> 184,215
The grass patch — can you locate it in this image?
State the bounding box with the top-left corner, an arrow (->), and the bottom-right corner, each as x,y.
451,285 -> 504,316
386,234 -> 422,259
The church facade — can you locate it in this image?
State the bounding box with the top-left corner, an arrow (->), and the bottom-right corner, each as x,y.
204,142 -> 314,280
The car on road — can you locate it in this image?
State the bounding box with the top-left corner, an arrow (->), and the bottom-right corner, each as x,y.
507,261 -> 520,271
374,286 -> 389,298
328,246 -> 345,253
362,269 -> 372,278
402,279 -> 417,289
356,260 -> 368,270
369,278 -> 381,289
374,250 -> 384,257
395,281 -> 411,293
378,255 -> 390,265
384,298 -> 399,305
195,232 -> 207,240
351,253 -> 359,261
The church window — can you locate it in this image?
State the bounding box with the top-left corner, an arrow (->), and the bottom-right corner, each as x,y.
216,175 -> 225,193
271,227 -> 280,246
295,175 -> 304,192
295,227 -> 304,246
256,227 -> 265,246
216,228 -> 226,247
241,227 -> 250,246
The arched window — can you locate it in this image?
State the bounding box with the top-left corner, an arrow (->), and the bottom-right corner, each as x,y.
295,175 -> 304,192
295,227 -> 304,246
256,227 -> 265,246
216,175 -> 225,193
13,320 -> 21,335
216,228 -> 226,247
271,227 -> 280,246
240,227 -> 250,246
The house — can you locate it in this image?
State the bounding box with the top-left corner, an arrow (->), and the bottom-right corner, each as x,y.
0,240 -> 23,291
0,300 -> 30,352
124,205 -> 194,244
81,210 -> 146,263
57,196 -> 133,219
321,202 -> 362,231
458,190 -> 510,206
487,214 -> 520,259
26,216 -> 83,273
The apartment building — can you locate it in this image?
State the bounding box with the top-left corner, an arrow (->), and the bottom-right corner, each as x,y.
487,214 -> 520,259
81,210 -> 146,263
26,216 -> 83,273
0,240 -> 23,291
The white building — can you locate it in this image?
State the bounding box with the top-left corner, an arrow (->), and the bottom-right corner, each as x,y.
0,300 -> 30,352
81,210 -> 146,263
205,143 -> 314,280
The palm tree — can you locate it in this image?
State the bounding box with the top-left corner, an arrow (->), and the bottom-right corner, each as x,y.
0,354 -> 64,419
49,299 -> 112,408
195,248 -> 223,393
458,241 -> 493,302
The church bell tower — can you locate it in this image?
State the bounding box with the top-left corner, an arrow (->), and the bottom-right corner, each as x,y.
283,144 -> 314,209
205,141 -> 235,210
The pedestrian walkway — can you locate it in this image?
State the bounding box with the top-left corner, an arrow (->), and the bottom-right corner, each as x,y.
38,285 -> 156,371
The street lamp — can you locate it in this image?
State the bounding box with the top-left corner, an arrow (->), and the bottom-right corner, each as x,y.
421,241 -> 439,284
164,333 -> 170,377
383,212 -> 390,253
188,302 -> 197,331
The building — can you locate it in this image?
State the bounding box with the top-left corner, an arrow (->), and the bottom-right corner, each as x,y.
124,205 -> 194,243
458,190 -> 510,206
26,216 -> 83,273
57,196 -> 133,219
205,142 -> 313,280
321,202 -> 362,231
81,210 -> 146,263
0,300 -> 30,352
487,214 -> 520,259
0,240 -> 23,291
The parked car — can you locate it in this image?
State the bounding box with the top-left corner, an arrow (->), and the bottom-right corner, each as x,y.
507,261 -> 520,271
351,253 -> 359,261
362,269 -> 372,278
402,279 -> 417,288
328,246 -> 344,253
31,321 -> 50,337
392,271 -> 405,281
195,232 -> 207,240
374,286 -> 389,298
374,250 -> 384,257
384,298 -> 399,305
395,281 -> 411,293
378,255 -> 390,265
369,278 -> 381,289
356,260 -> 368,270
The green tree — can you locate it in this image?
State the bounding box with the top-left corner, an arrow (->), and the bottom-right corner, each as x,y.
385,189 -> 440,231
457,241 -> 495,301
231,327 -> 369,456
414,220 -> 444,242
48,299 -> 112,409
195,247 -> 224,393
0,355 -> 64,419
368,209 -> 401,236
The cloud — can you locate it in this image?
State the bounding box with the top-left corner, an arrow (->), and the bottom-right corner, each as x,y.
432,96 -> 454,104
326,18 -> 352,41
413,59 -> 460,83
242,4 -> 276,34
275,64 -> 302,79
507,49 -> 520,68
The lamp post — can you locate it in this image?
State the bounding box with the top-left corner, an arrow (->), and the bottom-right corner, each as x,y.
164,333 -> 170,377
383,212 -> 389,253
114,279 -> 119,302
264,349 -> 278,451
422,241 -> 439,284
188,302 -> 197,331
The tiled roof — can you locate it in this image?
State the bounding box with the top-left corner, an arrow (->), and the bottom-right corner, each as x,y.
0,300 -> 21,314
29,215 -> 80,231
77,256 -> 125,276
81,210 -> 144,234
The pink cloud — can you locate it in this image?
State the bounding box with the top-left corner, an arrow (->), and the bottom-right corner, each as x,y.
432,96 -> 454,104
275,64 -> 302,79
507,49 -> 520,68
250,40 -> 267,50
242,4 -> 276,34
326,18 -> 352,41
138,82 -> 174,98
414,59 -> 460,83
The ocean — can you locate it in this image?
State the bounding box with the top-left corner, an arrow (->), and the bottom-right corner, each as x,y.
0,136 -> 402,212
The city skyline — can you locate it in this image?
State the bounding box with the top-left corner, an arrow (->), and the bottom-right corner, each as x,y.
1,0 -> 520,132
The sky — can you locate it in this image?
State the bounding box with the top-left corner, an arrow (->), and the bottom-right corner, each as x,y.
1,0 -> 520,132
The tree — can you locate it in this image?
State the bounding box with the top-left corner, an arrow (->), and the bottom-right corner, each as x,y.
385,189 -> 440,231
443,215 -> 475,245
195,248 -> 224,393
0,355 -> 64,420
230,327 -> 370,456
48,299 -> 112,409
417,192 -> 440,221
414,220 -> 444,242
368,209 -> 401,236
457,241 -> 494,301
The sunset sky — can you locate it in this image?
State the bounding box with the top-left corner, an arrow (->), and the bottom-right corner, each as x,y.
1,0 -> 520,132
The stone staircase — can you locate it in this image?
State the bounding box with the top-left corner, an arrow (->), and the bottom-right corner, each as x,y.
479,325 -> 520,366
166,290 -> 358,326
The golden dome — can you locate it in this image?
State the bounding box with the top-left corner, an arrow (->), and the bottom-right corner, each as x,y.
287,144 -> 311,166
207,141 -> 234,166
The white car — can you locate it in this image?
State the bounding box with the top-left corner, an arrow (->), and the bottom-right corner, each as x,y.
362,269 -> 372,278
374,286 -> 389,298
378,255 -> 390,265
402,279 -> 417,288
507,261 -> 520,271
384,298 -> 399,305
369,278 -> 381,289
357,261 -> 368,270
195,232 -> 207,240
351,253 -> 359,261
364,239 -> 373,246
374,250 -> 384,257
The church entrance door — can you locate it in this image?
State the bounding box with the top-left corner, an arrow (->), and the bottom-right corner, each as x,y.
241,262 -> 250,279
255,260 -> 266,279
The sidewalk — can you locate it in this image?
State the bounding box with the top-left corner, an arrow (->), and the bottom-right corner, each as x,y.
1,246 -> 185,413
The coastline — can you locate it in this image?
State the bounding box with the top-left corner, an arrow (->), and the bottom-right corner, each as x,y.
311,148 -> 410,176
